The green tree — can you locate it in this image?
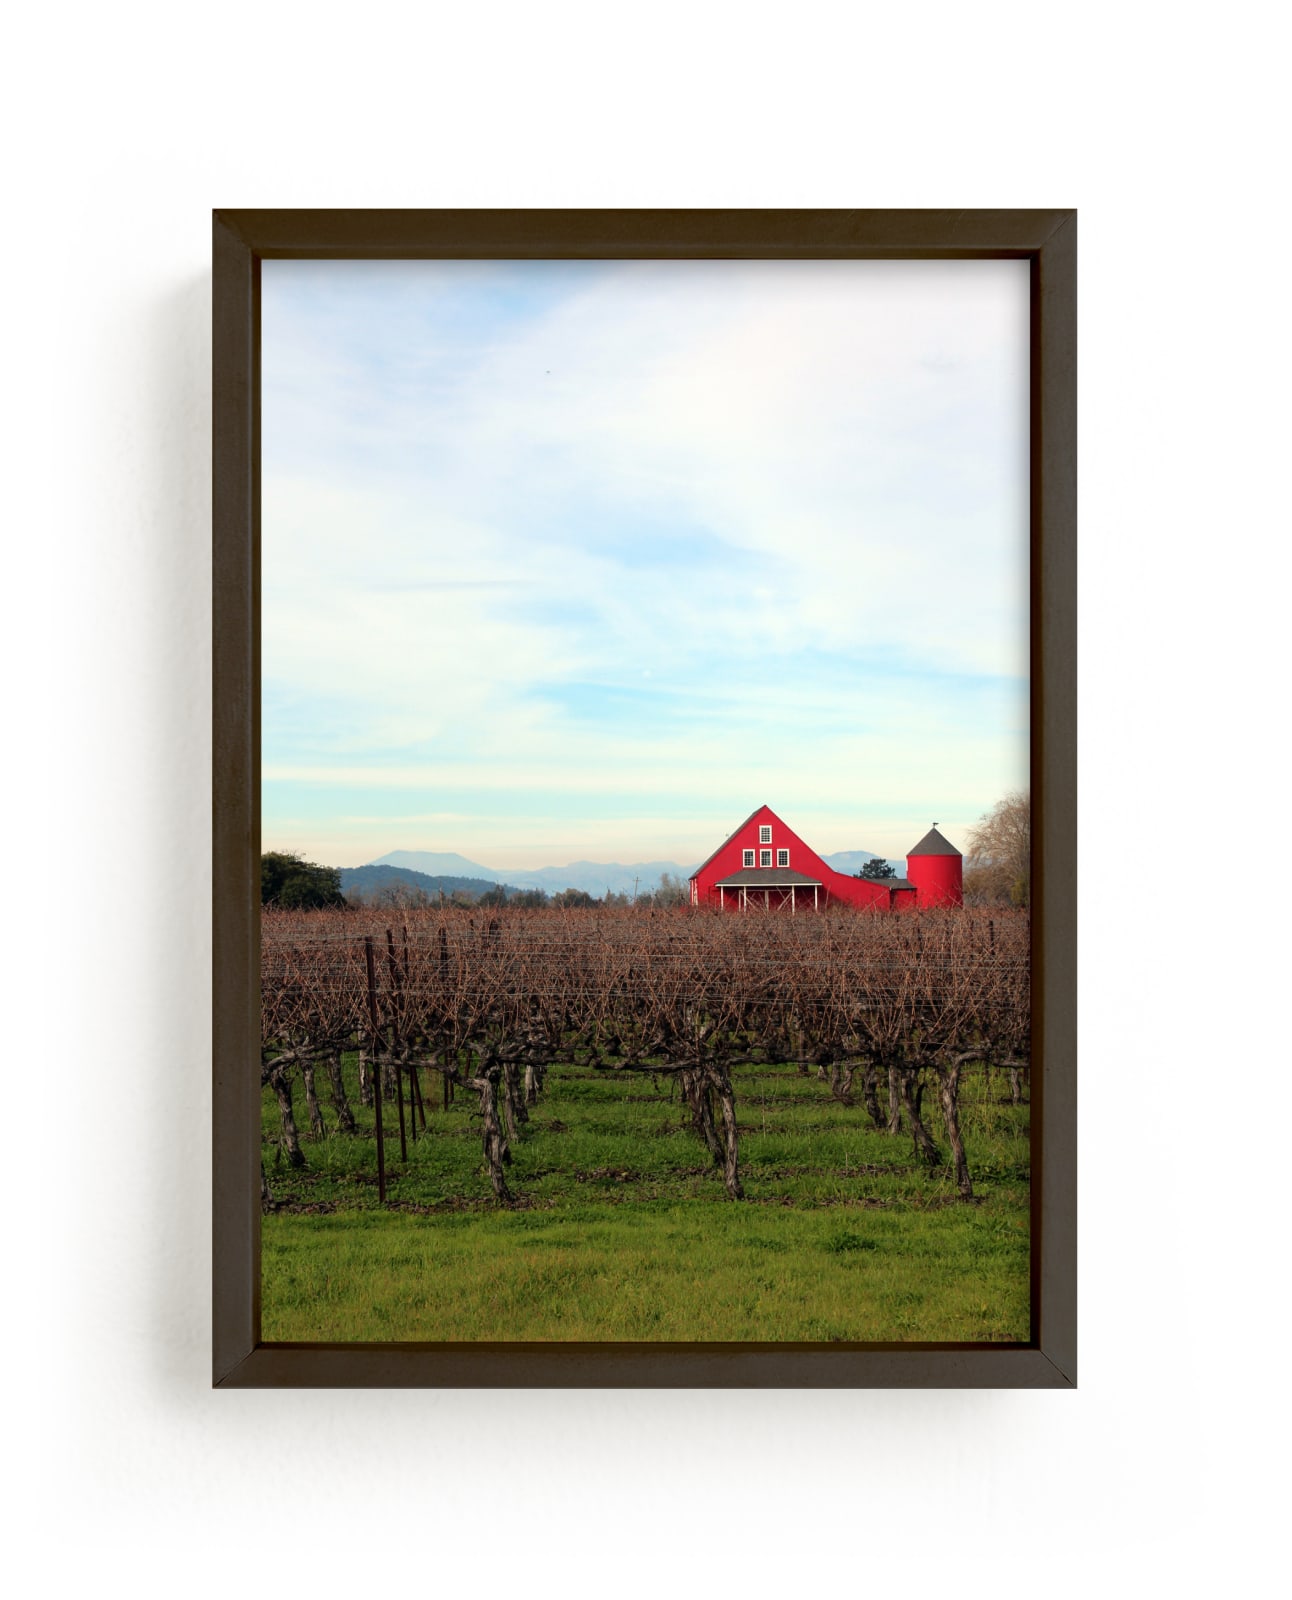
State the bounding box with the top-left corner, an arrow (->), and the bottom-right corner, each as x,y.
261,851 -> 345,909
858,858 -> 896,879
552,887 -> 596,909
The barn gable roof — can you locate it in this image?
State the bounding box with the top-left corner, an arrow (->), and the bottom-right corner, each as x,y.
688,805 -> 771,880
907,826 -> 961,857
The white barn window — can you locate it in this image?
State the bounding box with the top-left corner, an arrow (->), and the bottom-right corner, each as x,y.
743,849 -> 755,867
760,849 -> 772,867
777,849 -> 789,867
759,825 -> 772,844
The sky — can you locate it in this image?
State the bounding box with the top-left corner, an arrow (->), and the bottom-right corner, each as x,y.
261,258 -> 1029,871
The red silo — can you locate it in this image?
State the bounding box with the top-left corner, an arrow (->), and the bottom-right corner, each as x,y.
906,826 -> 963,908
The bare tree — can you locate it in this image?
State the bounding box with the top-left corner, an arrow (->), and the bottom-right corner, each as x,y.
964,790 -> 1031,907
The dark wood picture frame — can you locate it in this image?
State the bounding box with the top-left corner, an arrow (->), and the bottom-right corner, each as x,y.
214,209 -> 1076,1388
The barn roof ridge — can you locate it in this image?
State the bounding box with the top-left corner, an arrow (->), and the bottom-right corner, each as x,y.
687,803 -> 775,880
907,826 -> 961,857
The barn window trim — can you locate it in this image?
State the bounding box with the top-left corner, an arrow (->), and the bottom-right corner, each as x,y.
777,848 -> 789,867
742,848 -> 755,867
759,825 -> 772,844
760,849 -> 772,867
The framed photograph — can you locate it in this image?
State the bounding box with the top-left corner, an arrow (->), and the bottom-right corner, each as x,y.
214,210 -> 1075,1387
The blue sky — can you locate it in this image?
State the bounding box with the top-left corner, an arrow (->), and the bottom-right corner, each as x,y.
261,259 -> 1029,869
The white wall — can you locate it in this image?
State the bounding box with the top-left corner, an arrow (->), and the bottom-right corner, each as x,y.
5,3 -> 1285,1593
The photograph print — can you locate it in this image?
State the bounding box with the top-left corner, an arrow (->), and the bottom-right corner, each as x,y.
256,253 -> 1032,1344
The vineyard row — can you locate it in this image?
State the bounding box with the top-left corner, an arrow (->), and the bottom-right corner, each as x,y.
261,903 -> 1030,1203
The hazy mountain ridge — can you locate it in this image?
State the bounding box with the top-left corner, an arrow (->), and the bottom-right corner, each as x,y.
373,849 -> 693,898
822,850 -> 905,876
340,864 -> 517,903
363,845 -> 903,898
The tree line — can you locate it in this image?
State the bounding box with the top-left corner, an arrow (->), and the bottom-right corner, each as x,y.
262,850 -> 691,912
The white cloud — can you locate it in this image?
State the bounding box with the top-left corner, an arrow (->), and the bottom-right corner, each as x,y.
261,259 -> 1029,863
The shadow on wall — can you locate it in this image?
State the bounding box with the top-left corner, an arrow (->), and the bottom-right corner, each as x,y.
131,271 -> 213,1395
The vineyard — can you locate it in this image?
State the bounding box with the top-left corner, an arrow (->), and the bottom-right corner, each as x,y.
260,903 -> 1032,1341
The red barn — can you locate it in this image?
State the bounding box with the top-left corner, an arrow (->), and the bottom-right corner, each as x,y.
687,805 -> 962,912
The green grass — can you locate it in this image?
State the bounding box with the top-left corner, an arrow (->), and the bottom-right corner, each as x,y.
261,1056 -> 1030,1342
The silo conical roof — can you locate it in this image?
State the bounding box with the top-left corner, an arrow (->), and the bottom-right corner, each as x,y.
907,826 -> 961,857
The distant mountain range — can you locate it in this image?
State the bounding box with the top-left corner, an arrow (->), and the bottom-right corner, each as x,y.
339,864 -> 511,903
821,850 -> 903,877
340,845 -> 905,902
370,849 -> 692,899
